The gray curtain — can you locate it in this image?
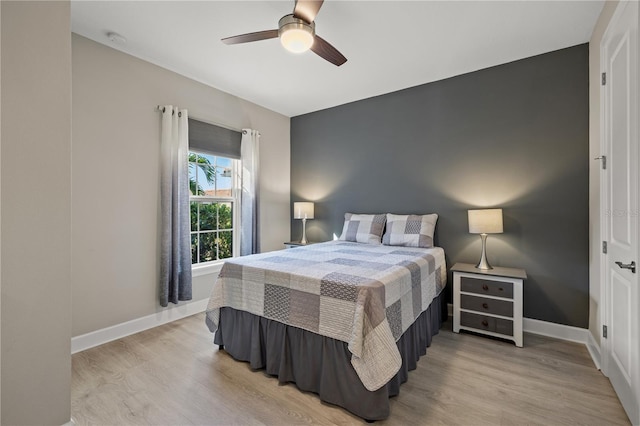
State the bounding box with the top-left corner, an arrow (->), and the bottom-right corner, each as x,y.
241,129 -> 260,255
159,105 -> 192,306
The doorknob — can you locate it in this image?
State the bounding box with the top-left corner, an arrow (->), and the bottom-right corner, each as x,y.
615,261 -> 636,273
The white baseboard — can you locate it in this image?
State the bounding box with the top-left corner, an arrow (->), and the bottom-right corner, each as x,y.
447,308 -> 601,368
73,299 -> 602,371
522,318 -> 602,370
71,298 -> 209,354
522,317 -> 589,344
586,331 -> 602,370
446,304 -> 589,343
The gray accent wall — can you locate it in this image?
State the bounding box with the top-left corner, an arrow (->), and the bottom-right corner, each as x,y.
291,44 -> 589,328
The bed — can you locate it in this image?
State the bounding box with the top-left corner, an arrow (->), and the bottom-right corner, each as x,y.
205,237 -> 446,420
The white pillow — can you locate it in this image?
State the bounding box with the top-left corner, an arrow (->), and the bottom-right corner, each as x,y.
382,213 -> 438,248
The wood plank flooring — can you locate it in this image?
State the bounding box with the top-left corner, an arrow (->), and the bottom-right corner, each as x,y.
71,313 -> 630,425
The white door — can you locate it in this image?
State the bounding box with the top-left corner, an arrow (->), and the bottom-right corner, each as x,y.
602,1 -> 639,424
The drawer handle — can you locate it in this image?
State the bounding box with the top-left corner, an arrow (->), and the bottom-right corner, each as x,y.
481,320 -> 489,327
482,303 -> 489,309
482,284 -> 489,291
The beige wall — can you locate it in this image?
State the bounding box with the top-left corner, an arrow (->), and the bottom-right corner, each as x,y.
1,1 -> 3,420
71,35 -> 290,337
1,2 -> 72,424
589,0 -> 619,347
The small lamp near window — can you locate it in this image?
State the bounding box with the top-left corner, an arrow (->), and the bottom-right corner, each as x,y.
468,209 -> 503,270
294,202 -> 314,245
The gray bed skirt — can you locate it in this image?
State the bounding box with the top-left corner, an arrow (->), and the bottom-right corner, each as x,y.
213,292 -> 444,421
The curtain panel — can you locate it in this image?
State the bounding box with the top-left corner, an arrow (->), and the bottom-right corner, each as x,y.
160,105 -> 192,306
241,129 -> 260,256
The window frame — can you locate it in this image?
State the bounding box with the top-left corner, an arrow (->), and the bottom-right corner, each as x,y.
188,149 -> 241,275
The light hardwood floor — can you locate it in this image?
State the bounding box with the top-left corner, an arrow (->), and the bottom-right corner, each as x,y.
71,313 -> 630,425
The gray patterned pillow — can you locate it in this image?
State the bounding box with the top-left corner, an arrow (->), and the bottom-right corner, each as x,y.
382,213 -> 438,248
338,213 -> 386,245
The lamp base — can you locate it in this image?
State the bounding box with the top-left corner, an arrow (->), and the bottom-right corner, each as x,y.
475,233 -> 493,270
300,218 -> 307,245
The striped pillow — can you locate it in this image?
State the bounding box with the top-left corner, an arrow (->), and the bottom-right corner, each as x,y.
382,213 -> 438,248
338,213 -> 386,245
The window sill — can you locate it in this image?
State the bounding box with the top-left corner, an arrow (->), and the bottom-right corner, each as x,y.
192,260 -> 224,278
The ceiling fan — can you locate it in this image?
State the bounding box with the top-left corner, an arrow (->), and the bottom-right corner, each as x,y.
221,0 -> 347,67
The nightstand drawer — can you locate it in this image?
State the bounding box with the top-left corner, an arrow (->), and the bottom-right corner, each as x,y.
460,311 -> 514,336
460,276 -> 513,298
461,294 -> 513,317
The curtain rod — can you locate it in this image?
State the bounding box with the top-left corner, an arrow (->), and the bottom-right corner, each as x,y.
156,105 -> 181,117
156,105 -> 257,135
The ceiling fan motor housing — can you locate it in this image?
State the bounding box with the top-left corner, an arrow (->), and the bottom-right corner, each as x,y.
278,14 -> 316,53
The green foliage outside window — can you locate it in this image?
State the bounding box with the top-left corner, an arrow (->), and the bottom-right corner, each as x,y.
190,202 -> 233,262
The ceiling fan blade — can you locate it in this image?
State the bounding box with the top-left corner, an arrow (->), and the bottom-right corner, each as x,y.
311,35 -> 347,66
293,0 -> 324,24
221,29 -> 279,45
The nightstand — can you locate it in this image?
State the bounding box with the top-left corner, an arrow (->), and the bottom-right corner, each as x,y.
284,241 -> 315,249
452,262 -> 526,347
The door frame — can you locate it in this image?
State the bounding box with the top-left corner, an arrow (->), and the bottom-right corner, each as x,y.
599,1 -> 640,424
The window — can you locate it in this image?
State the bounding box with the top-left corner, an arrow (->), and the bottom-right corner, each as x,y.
189,150 -> 240,265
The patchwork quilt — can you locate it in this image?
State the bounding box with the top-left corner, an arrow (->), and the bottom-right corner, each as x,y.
205,241 -> 446,391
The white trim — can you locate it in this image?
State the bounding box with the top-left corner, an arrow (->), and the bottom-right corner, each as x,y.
461,315 -> 601,368
192,261 -> 223,278
448,304 -> 590,343
587,331 -> 602,370
448,308 -> 602,369
71,299 -> 209,354
448,303 -> 590,344
599,15 -> 611,376
523,317 -> 589,344
61,419 -> 75,426
71,297 -> 601,370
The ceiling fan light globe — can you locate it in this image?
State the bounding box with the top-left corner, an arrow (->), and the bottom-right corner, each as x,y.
278,14 -> 315,54
280,28 -> 314,53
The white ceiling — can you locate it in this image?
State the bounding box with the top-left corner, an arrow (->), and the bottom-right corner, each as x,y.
71,1 -> 604,117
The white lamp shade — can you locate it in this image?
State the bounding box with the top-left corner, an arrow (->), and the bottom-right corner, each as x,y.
294,202 -> 314,219
468,209 -> 503,234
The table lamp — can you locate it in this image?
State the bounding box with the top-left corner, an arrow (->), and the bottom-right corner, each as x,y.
468,208 -> 503,270
294,202 -> 314,244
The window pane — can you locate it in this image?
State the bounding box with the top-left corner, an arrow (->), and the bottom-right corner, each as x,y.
196,165 -> 215,195
216,166 -> 232,197
199,232 -> 216,263
218,202 -> 233,230
200,153 -> 216,166
190,202 -> 198,231
188,161 -> 197,196
188,152 -> 238,263
218,231 -> 233,260
217,157 -> 231,168
191,234 -> 198,264
199,202 -> 216,231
